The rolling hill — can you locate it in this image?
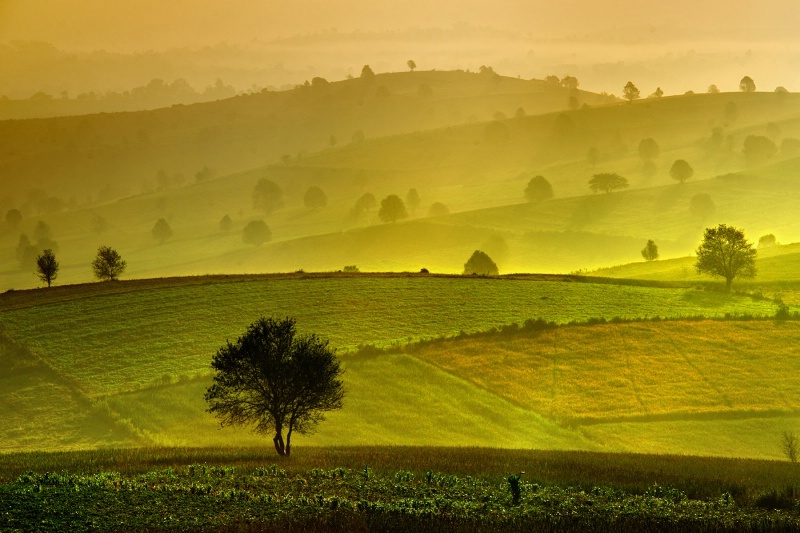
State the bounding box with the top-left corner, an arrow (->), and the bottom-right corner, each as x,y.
0,274 -> 789,457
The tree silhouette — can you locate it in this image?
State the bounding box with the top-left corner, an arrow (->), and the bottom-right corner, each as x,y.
623,81 -> 640,102
743,135 -> 777,165
707,84 -> 721,94
560,75 -> 579,89
641,240 -> 659,261
638,138 -> 660,161
758,234 -> 777,248
92,246 -> 126,281
242,220 -> 271,246
219,214 -> 233,232
589,173 -> 628,194
252,178 -> 284,215
361,65 -> 375,78
695,224 -> 756,291
205,317 -> 344,456
407,59 -> 416,71
670,160 -> 694,184
428,202 -> 450,217
378,195 -> 408,223
463,250 -> 499,276
35,249 -> 59,287
739,76 -> 756,92
5,209 -> 22,229
304,186 -> 327,209
524,175 -> 554,202
152,218 -> 173,243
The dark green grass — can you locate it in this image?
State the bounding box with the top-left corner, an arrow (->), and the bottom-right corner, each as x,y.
2,447 -> 800,532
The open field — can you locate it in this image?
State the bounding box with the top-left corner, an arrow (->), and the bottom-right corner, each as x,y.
0,274 -> 795,459
2,447 -> 800,532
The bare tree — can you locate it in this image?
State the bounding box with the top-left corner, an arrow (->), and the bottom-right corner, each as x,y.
782,431 -> 798,463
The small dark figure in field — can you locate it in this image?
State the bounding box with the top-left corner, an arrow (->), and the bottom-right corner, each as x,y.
507,472 -> 524,505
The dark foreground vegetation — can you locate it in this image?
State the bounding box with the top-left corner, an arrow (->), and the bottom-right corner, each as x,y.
3,447 -> 800,532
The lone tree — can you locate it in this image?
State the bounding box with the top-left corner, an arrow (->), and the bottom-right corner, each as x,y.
35,249 -> 59,287
405,188 -> 420,214
5,208 -> 22,229
252,178 -> 284,215
92,245 -> 126,281
641,240 -> 659,261
695,224 -> 756,291
152,218 -> 173,243
463,250 -> 499,276
205,317 -> 344,456
524,175 -> 554,202
428,202 -> 450,217
670,159 -> 694,184
739,76 -> 756,92
304,186 -> 327,209
242,220 -> 271,246
378,194 -> 408,223
743,135 -> 777,165
589,173 -> 629,194
219,214 -> 233,232
407,59 -> 416,71
623,81 -> 640,102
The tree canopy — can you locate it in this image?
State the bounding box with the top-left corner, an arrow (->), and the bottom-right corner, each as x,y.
252,178 -> 284,215
242,220 -> 271,246
669,160 -> 694,184
304,186 -> 327,209
524,175 -> 554,202
152,218 -> 173,243
641,240 -> 659,261
638,138 -> 660,161
204,317 -> 344,456
695,224 -> 756,291
589,173 -> 628,194
623,81 -> 640,102
739,76 -> 756,92
92,245 -> 126,281
378,195 -> 408,223
463,250 -> 499,276
35,249 -> 59,287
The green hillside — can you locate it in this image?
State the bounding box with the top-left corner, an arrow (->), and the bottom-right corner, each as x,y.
0,274 -> 787,456
3,86 -> 800,290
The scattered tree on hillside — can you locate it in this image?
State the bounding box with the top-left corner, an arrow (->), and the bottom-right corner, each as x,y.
407,59 -> 416,72
782,432 -> 799,464
589,173 -> 628,194
524,175 -> 554,202
252,178 -> 284,215
152,218 -> 173,243
649,87 -> 664,98
670,159 -> 694,184
690,193 -> 715,219
35,249 -> 59,287
707,84 -> 721,94
242,220 -> 271,246
351,193 -> 377,219
428,202 -> 450,217
695,223 -> 756,291
219,214 -> 233,232
361,65 -> 375,78
304,186 -> 327,209
638,138 -> 660,162
544,75 -> 560,86
378,195 -> 408,223
623,81 -> 640,102
641,240 -> 659,261
405,189 -> 420,215
92,245 -> 126,281
743,135 -> 777,165
463,250 -> 499,276
560,75 -> 579,89
758,234 -> 777,248
739,76 -> 756,93
5,208 -> 22,229
204,317 -> 344,457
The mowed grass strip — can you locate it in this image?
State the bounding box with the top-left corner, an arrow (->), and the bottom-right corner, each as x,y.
410,319 -> 800,422
0,277 -> 779,396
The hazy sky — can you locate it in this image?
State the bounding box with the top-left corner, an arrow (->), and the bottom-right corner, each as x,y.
2,0 -> 797,50
2,0 -> 799,95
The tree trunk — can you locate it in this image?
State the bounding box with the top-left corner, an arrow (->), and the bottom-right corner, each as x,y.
725,277 -> 732,292
285,425 -> 293,457
273,424 -> 286,456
